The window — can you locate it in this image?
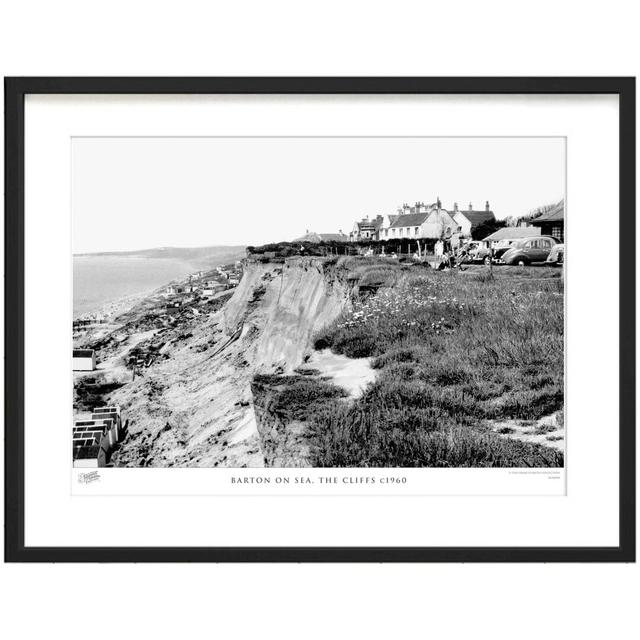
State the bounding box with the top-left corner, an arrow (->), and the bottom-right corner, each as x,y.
415,227 -> 419,235
399,228 -> 403,237
385,229 -> 389,237
391,229 -> 396,237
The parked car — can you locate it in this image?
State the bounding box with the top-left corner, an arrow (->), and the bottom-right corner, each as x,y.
465,242 -> 491,263
491,245 -> 517,264
469,240 -> 522,264
546,243 -> 564,265
501,236 -> 559,266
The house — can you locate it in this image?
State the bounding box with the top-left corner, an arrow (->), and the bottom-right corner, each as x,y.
379,206 -> 458,241
73,348 -> 96,371
350,216 -> 384,242
481,226 -> 541,249
166,284 -> 186,295
202,283 -> 227,297
530,200 -> 564,242
295,230 -> 349,243
453,202 -> 496,237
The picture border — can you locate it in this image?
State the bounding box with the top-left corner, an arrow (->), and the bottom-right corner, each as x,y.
4,77 -> 635,562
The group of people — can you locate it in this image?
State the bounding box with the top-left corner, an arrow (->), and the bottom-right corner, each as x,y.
357,238 -> 485,270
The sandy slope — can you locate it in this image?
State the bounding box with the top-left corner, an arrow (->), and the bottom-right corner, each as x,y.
110,257 -> 349,467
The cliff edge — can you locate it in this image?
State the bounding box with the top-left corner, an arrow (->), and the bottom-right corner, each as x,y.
109,257 -> 349,467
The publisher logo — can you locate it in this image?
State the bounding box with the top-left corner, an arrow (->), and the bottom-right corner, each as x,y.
78,471 -> 101,484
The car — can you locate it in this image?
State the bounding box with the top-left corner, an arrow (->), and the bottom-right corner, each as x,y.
546,243 -> 564,265
465,242 -> 491,263
470,240 -> 524,264
501,236 -> 559,266
491,245 -> 516,263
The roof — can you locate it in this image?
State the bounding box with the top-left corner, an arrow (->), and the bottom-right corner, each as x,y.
294,231 -> 348,243
389,212 -> 430,228
73,349 -> 94,357
482,227 -> 541,242
455,210 -> 495,227
357,218 -> 383,230
531,201 -> 564,223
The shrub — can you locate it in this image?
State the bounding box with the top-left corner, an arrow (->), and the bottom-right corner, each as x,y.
252,374 -> 348,422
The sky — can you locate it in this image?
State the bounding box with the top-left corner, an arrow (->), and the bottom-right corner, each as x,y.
72,137 -> 565,253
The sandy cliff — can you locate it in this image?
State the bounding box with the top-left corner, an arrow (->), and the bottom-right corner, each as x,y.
109,257 -> 349,467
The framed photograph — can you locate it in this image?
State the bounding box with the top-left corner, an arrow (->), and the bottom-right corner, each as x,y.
4,77 -> 635,562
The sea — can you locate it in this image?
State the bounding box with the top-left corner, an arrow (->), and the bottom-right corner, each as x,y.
73,255 -> 205,318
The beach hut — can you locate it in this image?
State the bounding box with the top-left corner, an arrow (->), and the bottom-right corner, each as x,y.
73,349 -> 96,371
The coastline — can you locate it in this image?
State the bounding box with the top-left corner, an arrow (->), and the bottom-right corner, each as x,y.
75,287 -> 157,321
73,249 -> 246,320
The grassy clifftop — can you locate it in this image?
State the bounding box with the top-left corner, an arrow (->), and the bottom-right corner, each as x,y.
254,259 -> 564,468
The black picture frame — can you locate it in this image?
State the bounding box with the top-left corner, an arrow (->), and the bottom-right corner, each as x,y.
4,77 -> 636,563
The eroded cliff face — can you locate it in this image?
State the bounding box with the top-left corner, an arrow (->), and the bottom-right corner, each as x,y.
250,375 -> 315,468
109,257 -> 349,467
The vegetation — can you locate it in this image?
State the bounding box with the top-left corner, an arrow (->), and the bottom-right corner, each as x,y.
309,262 -> 564,467
472,218 -> 507,240
252,374 -> 349,422
248,241 -> 348,257
310,404 -> 563,467
502,200 -> 564,228
74,376 -> 125,412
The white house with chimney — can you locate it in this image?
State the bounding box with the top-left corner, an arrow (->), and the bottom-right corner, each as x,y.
350,198 -> 496,244
377,200 -> 458,241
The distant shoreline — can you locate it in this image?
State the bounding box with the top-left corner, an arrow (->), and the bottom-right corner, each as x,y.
73,248 -> 246,319
73,244 -> 245,258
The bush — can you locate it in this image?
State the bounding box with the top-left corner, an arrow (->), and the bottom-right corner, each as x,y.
253,374 -> 348,422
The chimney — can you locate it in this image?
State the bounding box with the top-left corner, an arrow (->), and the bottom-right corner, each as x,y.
469,203 -> 473,211
454,202 -> 459,213
437,197 -> 442,209
339,229 -> 343,234
485,200 -> 490,212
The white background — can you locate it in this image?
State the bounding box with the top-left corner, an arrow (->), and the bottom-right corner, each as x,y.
1,2 -> 638,639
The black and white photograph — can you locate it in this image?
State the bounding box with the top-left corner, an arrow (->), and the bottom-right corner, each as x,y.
72,136 -> 566,471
